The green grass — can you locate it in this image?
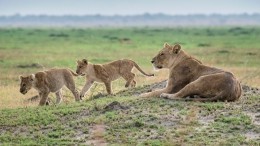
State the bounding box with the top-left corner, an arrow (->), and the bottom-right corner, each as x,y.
0,27 -> 260,145
0,27 -> 259,84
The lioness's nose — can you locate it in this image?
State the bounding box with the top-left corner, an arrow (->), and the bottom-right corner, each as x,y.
151,60 -> 155,63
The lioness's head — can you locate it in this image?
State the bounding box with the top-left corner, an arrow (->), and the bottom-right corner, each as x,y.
19,74 -> 35,94
76,59 -> 88,76
151,43 -> 181,69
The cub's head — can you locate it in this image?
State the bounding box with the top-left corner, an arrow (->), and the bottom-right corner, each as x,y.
151,43 -> 181,69
76,59 -> 88,76
19,74 -> 35,94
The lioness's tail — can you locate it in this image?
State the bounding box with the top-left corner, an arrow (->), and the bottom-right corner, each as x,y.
68,69 -> 79,76
130,60 -> 154,76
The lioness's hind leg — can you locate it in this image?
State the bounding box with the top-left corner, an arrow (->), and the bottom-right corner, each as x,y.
55,89 -> 63,104
161,77 -> 215,100
160,79 -> 203,99
122,73 -> 135,88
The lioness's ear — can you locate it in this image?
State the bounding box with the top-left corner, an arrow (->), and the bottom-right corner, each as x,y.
77,60 -> 81,64
164,42 -> 171,48
173,44 -> 181,54
82,59 -> 88,64
19,75 -> 23,80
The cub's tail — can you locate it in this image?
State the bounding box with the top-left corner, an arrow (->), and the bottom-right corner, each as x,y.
130,60 -> 154,76
68,69 -> 79,76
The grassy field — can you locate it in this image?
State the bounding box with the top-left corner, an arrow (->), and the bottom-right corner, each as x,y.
0,27 -> 259,145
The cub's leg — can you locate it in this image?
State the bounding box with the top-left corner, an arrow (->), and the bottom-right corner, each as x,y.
65,78 -> 80,101
80,80 -> 94,99
130,80 -> 136,87
104,81 -> 112,94
121,73 -> 135,88
55,89 -> 63,104
39,91 -> 50,106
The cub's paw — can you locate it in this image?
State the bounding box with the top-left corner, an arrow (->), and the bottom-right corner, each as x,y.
45,100 -> 50,105
79,94 -> 85,100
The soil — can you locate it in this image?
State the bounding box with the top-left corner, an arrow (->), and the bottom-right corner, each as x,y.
85,124 -> 108,146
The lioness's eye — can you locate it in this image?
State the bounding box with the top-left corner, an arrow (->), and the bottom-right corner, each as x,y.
23,84 -> 26,87
79,66 -> 82,68
160,53 -> 164,56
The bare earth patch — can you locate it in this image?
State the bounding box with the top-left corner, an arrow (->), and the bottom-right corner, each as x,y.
85,124 -> 108,146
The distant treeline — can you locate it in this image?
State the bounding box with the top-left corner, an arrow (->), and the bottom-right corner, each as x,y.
0,13 -> 260,27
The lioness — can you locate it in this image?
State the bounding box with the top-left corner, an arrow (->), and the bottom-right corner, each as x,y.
140,43 -> 242,102
19,68 -> 80,106
76,59 -> 154,98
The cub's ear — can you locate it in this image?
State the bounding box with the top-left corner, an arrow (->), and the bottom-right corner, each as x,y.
29,74 -> 35,82
19,75 -> 23,80
82,59 -> 88,64
164,42 -> 171,48
77,60 -> 81,64
173,44 -> 181,54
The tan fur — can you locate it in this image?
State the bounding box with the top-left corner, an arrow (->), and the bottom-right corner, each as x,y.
19,68 -> 80,106
76,59 -> 154,98
140,43 -> 242,102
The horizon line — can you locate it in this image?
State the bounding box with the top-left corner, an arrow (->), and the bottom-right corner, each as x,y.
1,12 -> 260,17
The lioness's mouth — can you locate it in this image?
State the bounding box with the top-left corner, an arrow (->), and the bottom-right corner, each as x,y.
152,64 -> 163,70
154,65 -> 163,69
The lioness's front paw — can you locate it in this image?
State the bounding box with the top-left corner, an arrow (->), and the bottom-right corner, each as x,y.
160,93 -> 170,98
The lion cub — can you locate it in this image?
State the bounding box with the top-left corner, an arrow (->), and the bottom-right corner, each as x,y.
76,59 -> 154,98
19,68 -> 80,106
